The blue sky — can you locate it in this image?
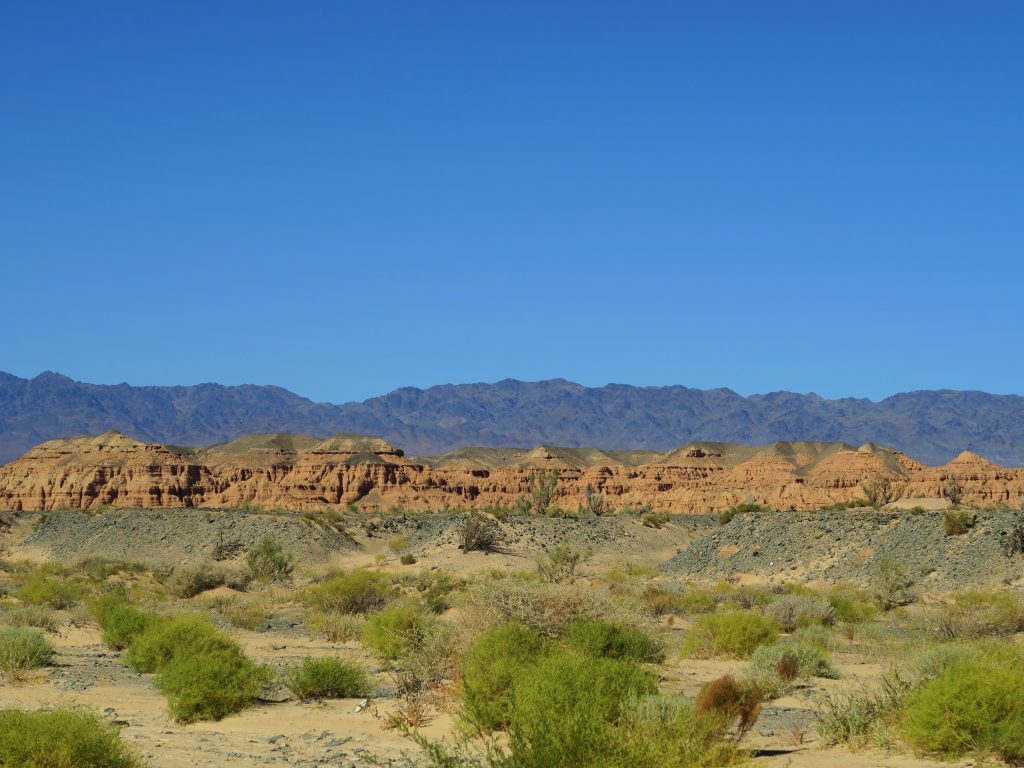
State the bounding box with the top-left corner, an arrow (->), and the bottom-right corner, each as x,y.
2,2 -> 1022,404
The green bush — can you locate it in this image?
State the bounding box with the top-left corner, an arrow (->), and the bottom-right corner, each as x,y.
506,652 -> 657,766
742,642 -> 838,698
0,605 -> 56,632
564,620 -> 665,663
284,656 -> 369,700
362,603 -> 434,662
245,536 -> 293,582
88,588 -> 130,627
826,588 -> 877,624
16,571 -> 86,609
124,615 -> 267,723
641,511 -> 671,529
0,708 -> 146,767
0,628 -> 54,683
460,622 -> 550,732
683,611 -> 778,659
304,569 -> 396,615
124,615 -> 226,673
101,605 -> 156,651
157,646 -> 270,723
943,509 -> 976,536
901,644 -> 1024,763
400,553 -> 417,565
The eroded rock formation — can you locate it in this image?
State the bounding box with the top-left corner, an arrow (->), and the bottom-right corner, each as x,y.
1,431 -> 1022,514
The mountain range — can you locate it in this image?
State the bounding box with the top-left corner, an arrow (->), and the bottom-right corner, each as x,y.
2,371 -> 1023,466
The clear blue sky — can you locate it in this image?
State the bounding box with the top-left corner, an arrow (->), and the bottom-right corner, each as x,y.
3,2 -> 1022,404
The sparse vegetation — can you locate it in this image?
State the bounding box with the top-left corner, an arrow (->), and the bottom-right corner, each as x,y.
943,508 -> 976,536
641,510 -> 671,528
0,605 -> 57,632
244,535 -> 293,581
16,566 -> 87,608
718,502 -> 769,525
536,544 -> 587,583
862,476 -> 902,507
870,555 -> 916,610
529,469 -> 559,513
459,513 -> 499,553
944,473 -> 965,506
362,603 -> 435,662
743,642 -> 838,698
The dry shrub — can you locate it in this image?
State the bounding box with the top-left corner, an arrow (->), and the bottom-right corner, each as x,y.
765,595 -> 835,632
695,675 -> 763,741
943,509 -> 976,536
459,514 -> 498,553
931,590 -> 1024,639
305,609 -> 366,642
775,651 -> 799,683
460,575 -> 620,638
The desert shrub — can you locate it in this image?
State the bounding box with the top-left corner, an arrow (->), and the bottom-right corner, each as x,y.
304,569 -> 396,615
157,646 -> 270,723
743,642 -> 839,698
0,708 -> 146,768
870,556 -> 916,610
460,622 -> 550,732
0,628 -> 54,682
862,477 -> 902,507
16,571 -> 87,609
305,609 -> 365,642
943,508 -> 976,536
695,675 -> 763,740
124,615 -> 226,673
641,586 -> 716,616
816,642 -> 988,748
506,652 -> 657,765
564,620 -> 665,663
245,535 -> 293,582
400,553 -> 417,565
168,562 -> 227,598
826,587 -> 877,624
100,605 -> 156,650
930,589 -> 1024,639
1002,519 -> 1024,556
582,486 -> 608,516
944,474 -> 965,506
765,595 -> 835,632
285,656 -> 370,700
900,644 -> 1024,763
362,603 -> 434,662
388,536 -> 409,554
529,469 -> 559,513
789,624 -> 841,652
0,605 -> 56,632
459,513 -> 499,553
641,511 -> 671,528
75,557 -> 147,582
536,545 -> 587,583
683,611 -> 779,659
416,571 -> 463,613
218,599 -> 270,631
720,585 -> 774,610
719,502 -> 769,525
460,575 -> 615,637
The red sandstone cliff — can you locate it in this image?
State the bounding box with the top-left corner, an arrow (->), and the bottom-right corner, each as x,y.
1,431 -> 1021,514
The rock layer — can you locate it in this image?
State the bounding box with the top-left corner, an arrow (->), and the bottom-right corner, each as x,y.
1,431 -> 1023,513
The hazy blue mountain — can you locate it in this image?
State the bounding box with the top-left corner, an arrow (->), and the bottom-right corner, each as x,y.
1,371 -> 1022,466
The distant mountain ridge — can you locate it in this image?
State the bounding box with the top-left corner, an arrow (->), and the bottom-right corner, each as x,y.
1,371 -> 1023,466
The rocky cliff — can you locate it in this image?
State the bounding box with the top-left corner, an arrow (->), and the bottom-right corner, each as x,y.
2,431 -> 1022,514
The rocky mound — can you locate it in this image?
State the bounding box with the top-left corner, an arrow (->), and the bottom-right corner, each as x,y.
22,508 -> 357,565
663,508 -> 1024,589
2,431 -> 1023,514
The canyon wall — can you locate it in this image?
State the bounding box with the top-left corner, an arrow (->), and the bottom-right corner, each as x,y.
1,431 -> 1022,514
